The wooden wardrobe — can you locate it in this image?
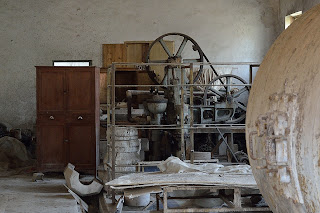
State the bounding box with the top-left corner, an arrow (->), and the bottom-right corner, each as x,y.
36,66 -> 100,173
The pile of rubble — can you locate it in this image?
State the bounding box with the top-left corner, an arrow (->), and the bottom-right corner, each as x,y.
0,123 -> 35,176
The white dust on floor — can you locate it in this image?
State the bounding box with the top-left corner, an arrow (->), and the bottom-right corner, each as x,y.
0,175 -> 78,213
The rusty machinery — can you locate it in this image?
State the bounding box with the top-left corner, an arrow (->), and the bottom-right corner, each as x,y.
124,32 -> 250,161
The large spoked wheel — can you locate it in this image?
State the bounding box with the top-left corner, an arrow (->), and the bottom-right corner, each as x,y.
203,74 -> 250,124
145,32 -> 204,85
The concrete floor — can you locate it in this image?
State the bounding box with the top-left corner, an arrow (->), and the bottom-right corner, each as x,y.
0,174 -> 79,213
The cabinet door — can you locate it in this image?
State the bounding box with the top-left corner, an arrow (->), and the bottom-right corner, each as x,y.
67,125 -> 95,170
37,70 -> 65,113
38,125 -> 66,170
66,69 -> 94,113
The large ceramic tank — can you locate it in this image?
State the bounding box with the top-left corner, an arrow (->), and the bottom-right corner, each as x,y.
246,5 -> 320,213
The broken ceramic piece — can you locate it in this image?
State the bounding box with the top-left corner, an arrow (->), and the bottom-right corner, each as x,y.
32,172 -> 44,182
64,163 -> 103,196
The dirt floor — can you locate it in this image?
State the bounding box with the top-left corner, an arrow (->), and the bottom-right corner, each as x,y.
0,174 -> 79,213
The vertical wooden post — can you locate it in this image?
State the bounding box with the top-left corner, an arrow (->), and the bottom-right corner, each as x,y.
234,188 -> 242,208
163,188 -> 168,213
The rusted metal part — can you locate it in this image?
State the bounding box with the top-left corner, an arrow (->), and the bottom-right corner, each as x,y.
246,5 -> 320,213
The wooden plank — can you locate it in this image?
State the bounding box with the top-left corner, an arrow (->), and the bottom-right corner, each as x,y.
124,42 -> 152,94
100,68 -> 137,104
64,184 -> 89,212
125,41 -> 150,63
100,68 -> 108,104
124,42 -> 154,102
148,41 -> 174,84
106,172 -> 257,189
102,44 -> 126,68
149,41 -> 174,61
234,188 -> 242,208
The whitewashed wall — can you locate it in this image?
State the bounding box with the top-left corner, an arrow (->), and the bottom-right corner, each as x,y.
0,0 -> 280,128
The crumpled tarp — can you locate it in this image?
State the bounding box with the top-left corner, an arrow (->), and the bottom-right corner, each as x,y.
158,156 -> 252,174
106,156 -> 256,189
0,136 -> 29,172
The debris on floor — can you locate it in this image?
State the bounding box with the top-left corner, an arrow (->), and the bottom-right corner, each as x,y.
103,156 -> 268,212
0,123 -> 11,138
158,156 -> 251,174
0,136 -> 35,176
64,184 -> 89,213
32,172 -> 44,182
0,175 -> 79,213
64,163 -> 103,197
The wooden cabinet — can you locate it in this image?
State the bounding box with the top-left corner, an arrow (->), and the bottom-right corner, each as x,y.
36,66 -> 100,173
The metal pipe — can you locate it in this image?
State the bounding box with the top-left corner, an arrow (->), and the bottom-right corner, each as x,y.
111,64 -> 116,203
190,63 -> 194,164
108,84 -> 252,88
180,66 -> 185,160
111,62 -> 259,66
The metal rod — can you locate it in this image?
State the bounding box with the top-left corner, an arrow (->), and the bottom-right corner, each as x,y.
106,124 -> 245,127
106,127 -> 244,130
105,68 -> 111,165
104,67 -> 112,198
111,64 -> 116,203
107,84 -> 252,88
215,127 -> 239,163
180,65 -> 185,160
111,62 -> 260,66
190,63 -> 194,164
202,52 -> 224,85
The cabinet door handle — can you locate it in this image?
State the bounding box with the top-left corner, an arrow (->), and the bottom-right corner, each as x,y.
64,139 -> 69,143
49,116 -> 55,120
78,116 -> 83,120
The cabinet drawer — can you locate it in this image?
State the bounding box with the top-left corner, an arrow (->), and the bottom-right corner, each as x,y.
66,114 -> 95,124
37,114 -> 65,124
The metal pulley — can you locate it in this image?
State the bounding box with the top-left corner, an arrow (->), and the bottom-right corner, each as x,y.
145,32 -> 205,84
